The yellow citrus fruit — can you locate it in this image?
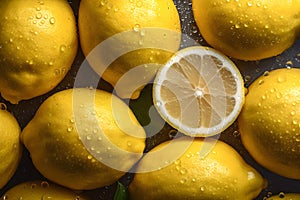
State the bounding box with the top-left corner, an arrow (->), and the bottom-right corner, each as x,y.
192,0 -> 300,60
78,0 -> 181,99
129,137 -> 266,200
0,104 -> 22,189
266,193 -> 300,200
1,180 -> 88,200
238,68 -> 300,179
21,88 -> 146,190
153,46 -> 244,137
0,0 -> 78,104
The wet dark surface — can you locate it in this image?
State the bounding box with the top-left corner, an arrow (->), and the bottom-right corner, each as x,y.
1,0 -> 300,199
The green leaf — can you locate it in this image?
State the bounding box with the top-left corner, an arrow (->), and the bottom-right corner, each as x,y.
114,182 -> 129,200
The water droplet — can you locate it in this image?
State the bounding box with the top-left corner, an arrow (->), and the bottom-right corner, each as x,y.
127,141 -> 132,147
9,38 -> 13,43
263,71 -> 270,76
136,1 -> 142,7
133,24 -> 140,32
156,101 -> 162,107
277,76 -> 286,83
247,1 -> 253,6
41,181 -> 49,188
49,17 -> 55,24
200,186 -> 205,191
258,80 -> 264,85
285,60 -> 293,68
278,192 -> 285,198
234,24 -> 240,29
2,195 -> 8,200
180,178 -> 187,184
31,183 -> 37,189
0,103 -> 7,110
67,127 -> 73,132
36,13 -> 42,19
180,168 -> 187,174
60,45 -> 66,52
86,135 -> 92,140
87,155 -> 93,160
36,7 -> 41,11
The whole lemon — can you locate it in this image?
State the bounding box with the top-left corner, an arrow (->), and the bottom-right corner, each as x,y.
129,137 -> 266,200
0,0 -> 78,104
22,88 -> 146,190
0,105 -> 22,189
266,193 -> 300,200
1,180 -> 88,200
78,0 -> 181,99
192,0 -> 300,60
238,68 -> 300,179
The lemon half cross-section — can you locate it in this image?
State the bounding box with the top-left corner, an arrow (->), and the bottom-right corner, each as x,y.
153,46 -> 245,137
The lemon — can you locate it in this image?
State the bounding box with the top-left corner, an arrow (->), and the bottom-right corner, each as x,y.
266,193 -> 300,200
0,0 -> 78,104
192,0 -> 300,60
21,88 -> 146,190
1,180 -> 88,200
238,68 -> 300,179
78,0 -> 181,99
153,46 -> 244,137
0,104 -> 22,189
129,137 -> 266,200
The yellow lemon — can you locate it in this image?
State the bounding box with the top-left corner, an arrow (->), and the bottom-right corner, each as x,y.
192,0 -> 300,60
0,0 -> 78,104
129,137 -> 266,200
266,193 -> 300,200
78,0 -> 181,99
22,88 -> 146,190
238,68 -> 300,179
1,180 -> 88,200
153,46 -> 244,137
0,104 -> 22,189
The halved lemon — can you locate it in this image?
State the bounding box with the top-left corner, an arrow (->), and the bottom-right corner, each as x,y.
153,46 -> 245,137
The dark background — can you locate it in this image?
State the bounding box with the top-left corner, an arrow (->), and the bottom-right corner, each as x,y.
0,0 -> 300,199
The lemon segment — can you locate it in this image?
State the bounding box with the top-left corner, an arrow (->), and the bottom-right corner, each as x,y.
129,137 -> 266,200
153,46 -> 244,137
0,106 -> 22,189
238,68 -> 300,179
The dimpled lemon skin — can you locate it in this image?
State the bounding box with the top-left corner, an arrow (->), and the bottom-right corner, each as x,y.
129,137 -> 266,200
79,0 -> 181,99
1,180 -> 88,200
0,108 -> 22,189
238,68 -> 300,179
192,0 -> 300,60
0,0 -> 78,104
22,89 -> 146,190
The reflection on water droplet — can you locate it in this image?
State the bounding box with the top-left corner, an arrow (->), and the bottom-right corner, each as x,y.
41,181 -> 49,188
263,71 -> 270,76
36,13 -> 42,19
0,103 -> 7,110
133,24 -> 140,32
60,45 -> 66,52
200,186 -> 205,191
278,192 -> 285,198
49,17 -> 55,24
285,60 -> 293,68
